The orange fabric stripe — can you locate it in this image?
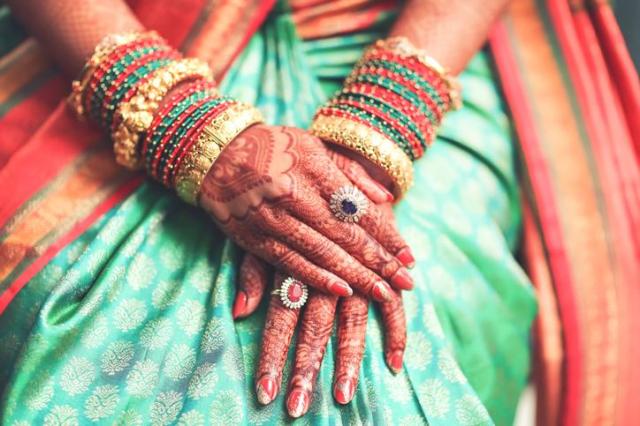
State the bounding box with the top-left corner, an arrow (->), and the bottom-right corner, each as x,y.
0,146 -> 130,282
507,4 -> 616,403
0,177 -> 143,314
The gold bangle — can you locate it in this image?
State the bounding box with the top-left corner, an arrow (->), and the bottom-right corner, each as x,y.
68,31 -> 163,119
175,103 -> 264,205
369,36 -> 462,111
311,114 -> 413,197
112,58 -> 214,170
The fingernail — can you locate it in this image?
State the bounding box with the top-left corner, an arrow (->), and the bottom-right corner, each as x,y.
390,268 -> 413,290
329,281 -> 353,297
334,377 -> 355,404
374,181 -> 395,203
287,389 -> 309,418
388,350 -> 404,373
396,247 -> 415,268
372,281 -> 393,302
256,376 -> 277,405
232,291 -> 248,319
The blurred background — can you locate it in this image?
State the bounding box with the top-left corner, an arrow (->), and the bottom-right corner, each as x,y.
617,0 -> 640,69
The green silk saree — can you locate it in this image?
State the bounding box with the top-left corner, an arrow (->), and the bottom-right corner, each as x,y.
0,2 -> 536,425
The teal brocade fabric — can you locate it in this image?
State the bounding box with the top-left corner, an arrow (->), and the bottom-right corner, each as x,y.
0,9 -> 536,426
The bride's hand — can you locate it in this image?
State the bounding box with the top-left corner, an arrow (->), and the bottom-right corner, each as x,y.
234,258 -> 406,417
200,124 -> 414,301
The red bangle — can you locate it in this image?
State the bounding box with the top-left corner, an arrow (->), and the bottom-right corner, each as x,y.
165,101 -> 232,186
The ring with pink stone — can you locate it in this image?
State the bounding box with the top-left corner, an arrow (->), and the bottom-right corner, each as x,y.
272,277 -> 309,309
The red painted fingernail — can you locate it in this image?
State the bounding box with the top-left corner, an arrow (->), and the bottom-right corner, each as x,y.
391,268 -> 413,290
334,377 -> 355,404
396,247 -> 415,268
256,376 -> 277,405
287,389 -> 309,418
388,350 -> 404,373
233,291 -> 248,319
372,281 -> 393,302
329,281 -> 353,297
374,181 -> 395,203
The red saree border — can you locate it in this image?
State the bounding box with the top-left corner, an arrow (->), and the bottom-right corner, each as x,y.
0,105 -> 102,230
493,0 -> 640,424
489,20 -> 581,426
548,1 -> 640,423
588,2 -> 640,157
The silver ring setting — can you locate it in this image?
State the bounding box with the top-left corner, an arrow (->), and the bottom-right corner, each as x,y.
272,277 -> 309,309
330,185 -> 369,223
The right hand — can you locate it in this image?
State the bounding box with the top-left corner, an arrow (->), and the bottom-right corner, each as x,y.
234,256 -> 407,417
199,124 -> 414,301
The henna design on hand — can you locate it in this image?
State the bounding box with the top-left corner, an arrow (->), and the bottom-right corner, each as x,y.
328,148 -> 394,204
255,273 -> 300,405
234,253 -> 268,319
286,291 -> 338,418
200,125 -> 413,299
248,260 -> 406,415
334,295 -> 368,404
380,290 -> 407,373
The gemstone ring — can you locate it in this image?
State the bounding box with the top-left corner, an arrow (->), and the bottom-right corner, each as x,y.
329,185 -> 369,223
272,277 -> 309,309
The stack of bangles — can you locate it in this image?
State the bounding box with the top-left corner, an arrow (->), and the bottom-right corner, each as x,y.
68,32 -> 459,205
311,36 -> 461,198
68,31 -> 264,205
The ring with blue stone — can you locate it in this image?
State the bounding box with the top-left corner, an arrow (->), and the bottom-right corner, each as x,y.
329,185 -> 369,223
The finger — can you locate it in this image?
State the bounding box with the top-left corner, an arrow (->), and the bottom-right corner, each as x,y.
255,272 -> 301,405
257,207 -> 395,302
234,253 -> 269,319
379,290 -> 407,374
300,156 -> 414,268
286,291 -> 338,418
284,187 -> 413,291
259,237 -> 354,298
329,150 -> 394,204
334,295 -> 368,404
359,206 -> 415,269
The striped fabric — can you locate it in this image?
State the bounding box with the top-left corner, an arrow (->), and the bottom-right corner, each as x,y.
490,0 -> 640,425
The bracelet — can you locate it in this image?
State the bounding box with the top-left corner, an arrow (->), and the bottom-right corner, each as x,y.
311,113 -> 413,196
68,31 -> 165,120
367,37 -> 461,111
69,31 -> 266,208
175,102 -> 264,205
113,58 -> 214,169
311,36 -> 460,197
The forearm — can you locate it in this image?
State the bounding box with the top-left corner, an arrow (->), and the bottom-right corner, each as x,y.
6,0 -> 142,76
389,0 -> 509,74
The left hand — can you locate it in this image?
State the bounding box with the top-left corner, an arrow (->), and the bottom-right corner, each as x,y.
234,256 -> 407,417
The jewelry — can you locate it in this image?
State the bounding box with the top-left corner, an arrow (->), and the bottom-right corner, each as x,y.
329,185 -> 369,223
311,36 -> 460,198
311,114 -> 413,197
113,58 -> 214,169
174,102 -> 264,205
68,31 -> 165,120
368,36 -> 461,110
272,277 -> 309,309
